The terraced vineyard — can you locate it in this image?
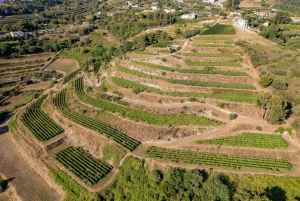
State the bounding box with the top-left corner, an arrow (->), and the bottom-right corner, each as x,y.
130,61 -> 247,76
75,77 -> 223,126
53,89 -> 140,151
196,132 -> 288,149
0,55 -> 52,81
55,147 -> 112,185
202,24 -> 236,35
112,76 -> 258,102
63,69 -> 79,84
116,66 -> 255,89
20,95 -> 64,141
145,146 -> 292,171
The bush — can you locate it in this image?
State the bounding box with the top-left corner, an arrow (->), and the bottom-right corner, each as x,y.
161,58 -> 167,62
275,127 -> 285,134
271,78 -> 287,90
258,75 -> 272,88
229,113 -> 236,120
291,122 -> 299,130
188,97 -> 197,102
256,126 -> 262,131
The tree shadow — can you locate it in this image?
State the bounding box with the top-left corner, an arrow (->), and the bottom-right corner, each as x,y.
1,177 -> 15,193
0,125 -> 8,135
265,186 -> 287,201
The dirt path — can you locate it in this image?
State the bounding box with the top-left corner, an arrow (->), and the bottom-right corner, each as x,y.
0,129 -> 60,201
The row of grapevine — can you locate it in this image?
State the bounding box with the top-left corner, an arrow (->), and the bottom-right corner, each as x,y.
111,76 -> 257,103
117,66 -> 255,90
55,147 -> 112,185
194,36 -> 232,40
20,95 -> 64,141
63,70 -> 79,84
130,61 -> 247,76
182,52 -> 238,58
74,77 -> 223,126
196,132 -> 288,149
185,61 -> 242,67
52,89 -> 140,151
93,61 -> 101,74
201,24 -> 236,35
145,146 -> 292,171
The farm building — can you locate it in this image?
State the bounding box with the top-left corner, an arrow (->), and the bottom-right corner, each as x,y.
180,13 -> 197,19
237,19 -> 249,27
10,31 -> 24,38
167,45 -> 180,52
203,0 -> 217,3
263,21 -> 270,27
164,9 -> 176,13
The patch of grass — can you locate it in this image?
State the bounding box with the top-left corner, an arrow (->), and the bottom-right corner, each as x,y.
102,145 -> 126,167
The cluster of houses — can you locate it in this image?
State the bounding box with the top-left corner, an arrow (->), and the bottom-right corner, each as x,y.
0,31 -> 36,40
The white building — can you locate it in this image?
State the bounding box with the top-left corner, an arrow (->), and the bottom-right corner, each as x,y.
180,13 -> 197,19
237,19 -> 249,27
151,6 -> 160,11
203,0 -> 217,3
164,9 -> 176,13
10,31 -> 24,38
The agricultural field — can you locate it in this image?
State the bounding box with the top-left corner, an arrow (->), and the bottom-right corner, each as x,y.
20,94 -> 64,141
196,132 -> 288,149
145,146 -> 292,171
55,147 -> 112,185
4,6 -> 300,201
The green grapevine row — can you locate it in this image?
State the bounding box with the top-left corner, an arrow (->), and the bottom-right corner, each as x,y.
186,61 -> 242,67
202,24 -> 236,35
196,132 -> 288,149
93,61 -> 101,74
145,146 -> 292,171
55,147 -> 112,185
53,89 -> 139,151
111,76 -> 258,103
74,77 -> 223,126
182,52 -> 238,58
117,66 -> 254,89
20,95 -> 64,141
130,60 -> 246,76
63,70 -> 79,84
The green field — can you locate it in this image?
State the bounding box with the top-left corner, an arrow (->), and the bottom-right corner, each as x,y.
117,66 -> 254,89
75,77 -> 223,126
112,76 -> 259,102
145,146 -> 292,171
202,24 -> 236,35
55,147 -> 112,185
196,132 -> 288,149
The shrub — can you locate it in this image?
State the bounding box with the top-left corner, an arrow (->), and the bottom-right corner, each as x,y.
275,127 -> 285,134
273,70 -> 286,76
229,113 -> 236,120
256,126 -> 262,131
161,58 -> 167,62
271,78 -> 287,90
291,122 -> 299,130
188,97 -> 197,102
258,75 -> 272,88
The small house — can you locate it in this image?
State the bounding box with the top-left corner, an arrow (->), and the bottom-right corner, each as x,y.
237,19 -> 249,27
180,13 -> 197,19
263,21 -> 270,27
167,45 -> 180,52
